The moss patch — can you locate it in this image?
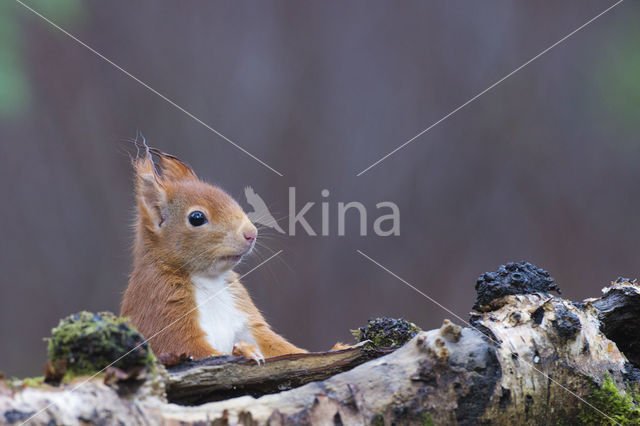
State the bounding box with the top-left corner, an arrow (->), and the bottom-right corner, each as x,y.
46,311 -> 156,377
7,376 -> 48,390
421,412 -> 435,426
21,376 -> 44,387
351,317 -> 421,348
578,375 -> 640,425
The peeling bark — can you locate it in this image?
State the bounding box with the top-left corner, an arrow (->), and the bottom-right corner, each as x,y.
3,279 -> 640,425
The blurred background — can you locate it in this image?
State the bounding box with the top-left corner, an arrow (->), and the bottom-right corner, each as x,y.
1,0 -> 638,377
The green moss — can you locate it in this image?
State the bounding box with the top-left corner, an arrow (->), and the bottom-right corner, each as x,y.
351,317 -> 421,348
21,376 -> 44,387
371,414 -> 385,426
420,412 -> 435,426
46,311 -> 156,376
8,376 -> 46,390
577,375 -> 640,425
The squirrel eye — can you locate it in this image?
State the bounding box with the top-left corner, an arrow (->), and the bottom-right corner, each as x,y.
188,211 -> 207,227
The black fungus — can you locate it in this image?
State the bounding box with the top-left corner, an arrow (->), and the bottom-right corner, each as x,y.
531,306 -> 545,325
474,262 -> 560,311
551,306 -> 581,342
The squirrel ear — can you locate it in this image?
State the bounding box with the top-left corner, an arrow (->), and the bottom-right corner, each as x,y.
134,157 -> 167,231
149,148 -> 197,181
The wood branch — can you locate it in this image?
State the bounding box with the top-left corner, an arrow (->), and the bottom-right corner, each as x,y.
3,275 -> 640,425
165,341 -> 392,404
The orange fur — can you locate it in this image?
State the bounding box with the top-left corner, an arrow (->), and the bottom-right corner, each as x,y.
120,147 -> 305,359
330,342 -> 351,351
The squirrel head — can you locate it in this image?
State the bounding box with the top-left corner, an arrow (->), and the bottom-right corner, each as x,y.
132,147 -> 257,276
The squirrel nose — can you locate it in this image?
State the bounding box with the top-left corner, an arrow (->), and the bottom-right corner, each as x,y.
243,230 -> 256,242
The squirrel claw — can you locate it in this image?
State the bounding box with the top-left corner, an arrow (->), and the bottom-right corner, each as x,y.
254,353 -> 266,366
232,341 -> 265,366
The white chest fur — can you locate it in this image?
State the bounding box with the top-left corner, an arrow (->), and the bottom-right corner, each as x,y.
191,273 -> 256,353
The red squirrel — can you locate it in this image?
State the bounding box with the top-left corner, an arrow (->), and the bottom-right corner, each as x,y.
120,146 -> 305,363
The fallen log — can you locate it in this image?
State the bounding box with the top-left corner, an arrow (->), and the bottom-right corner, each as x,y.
3,262 -> 640,425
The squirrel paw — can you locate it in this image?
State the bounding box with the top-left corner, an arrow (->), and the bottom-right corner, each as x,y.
232,341 -> 265,365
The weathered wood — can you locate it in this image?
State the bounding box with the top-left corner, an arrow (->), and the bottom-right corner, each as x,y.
592,278 -> 640,370
165,341 -> 392,404
3,277 -> 640,425
471,292 -> 628,423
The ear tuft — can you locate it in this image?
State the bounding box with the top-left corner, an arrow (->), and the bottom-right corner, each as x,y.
149,148 -> 197,181
133,155 -> 167,231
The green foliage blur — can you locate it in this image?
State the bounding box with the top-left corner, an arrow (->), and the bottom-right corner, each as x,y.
598,31 -> 640,130
0,0 -> 83,117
